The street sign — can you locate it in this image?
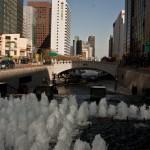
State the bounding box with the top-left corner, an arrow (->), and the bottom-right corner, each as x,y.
48,51 -> 59,57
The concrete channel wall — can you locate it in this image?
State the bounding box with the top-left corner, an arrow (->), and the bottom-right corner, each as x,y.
0,66 -> 50,92
118,67 -> 150,94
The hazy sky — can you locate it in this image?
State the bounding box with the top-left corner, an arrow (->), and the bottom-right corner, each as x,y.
25,0 -> 124,58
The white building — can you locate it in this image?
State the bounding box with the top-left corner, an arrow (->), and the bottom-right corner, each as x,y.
82,41 -> 93,59
51,0 -> 71,55
23,6 -> 36,49
0,34 -> 32,61
113,10 -> 125,61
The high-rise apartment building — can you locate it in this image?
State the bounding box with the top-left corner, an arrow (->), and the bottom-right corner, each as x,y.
51,0 -> 71,55
28,1 -> 52,51
23,6 -> 36,48
125,0 -> 150,57
113,10 -> 125,60
0,0 -> 23,35
88,35 -> 95,57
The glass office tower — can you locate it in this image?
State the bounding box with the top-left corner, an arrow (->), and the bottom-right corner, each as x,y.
0,0 -> 23,35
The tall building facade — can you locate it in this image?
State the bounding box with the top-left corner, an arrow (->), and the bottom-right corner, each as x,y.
17,0 -> 24,36
28,1 -> 52,52
113,10 -> 125,60
0,0 -> 4,34
0,0 -> 23,35
51,0 -> 71,55
109,35 -> 113,57
125,0 -> 150,57
76,40 -> 82,55
23,6 -> 36,49
72,36 -> 79,55
88,35 -> 95,57
125,0 -> 133,54
82,41 -> 93,59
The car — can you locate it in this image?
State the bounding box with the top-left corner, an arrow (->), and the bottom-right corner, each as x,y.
0,60 -> 15,69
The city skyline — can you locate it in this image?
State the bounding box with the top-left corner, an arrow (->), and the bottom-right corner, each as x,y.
24,0 -> 124,58
70,0 -> 124,59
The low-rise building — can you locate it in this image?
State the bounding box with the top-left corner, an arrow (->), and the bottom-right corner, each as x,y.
0,34 -> 32,62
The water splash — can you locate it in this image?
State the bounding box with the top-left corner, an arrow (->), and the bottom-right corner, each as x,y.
98,98 -> 108,118
74,139 -> 91,150
92,134 -> 107,150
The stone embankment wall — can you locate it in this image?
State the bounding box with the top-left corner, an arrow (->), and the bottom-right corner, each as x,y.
0,66 -> 49,92
118,68 -> 150,94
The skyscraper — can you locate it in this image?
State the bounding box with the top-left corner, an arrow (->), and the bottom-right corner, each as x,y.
23,6 -> 36,48
0,0 -> 23,35
51,0 -> 71,55
76,40 -> 82,55
113,10 -> 125,60
73,36 -> 79,55
0,0 -> 4,34
109,35 -> 113,57
125,0 -> 150,57
17,0 -> 24,36
28,1 -> 52,52
88,35 -> 95,57
125,0 -> 133,55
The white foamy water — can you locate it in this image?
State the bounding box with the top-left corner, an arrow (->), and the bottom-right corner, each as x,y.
0,93 -> 150,150
92,134 -> 108,150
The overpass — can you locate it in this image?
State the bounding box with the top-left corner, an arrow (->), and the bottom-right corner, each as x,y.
47,61 -> 118,79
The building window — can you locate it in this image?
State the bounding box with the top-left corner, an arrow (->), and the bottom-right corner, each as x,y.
14,51 -> 17,55
5,36 -> 10,40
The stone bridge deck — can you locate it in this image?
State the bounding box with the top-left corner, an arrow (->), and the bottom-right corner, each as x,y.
47,61 -> 118,78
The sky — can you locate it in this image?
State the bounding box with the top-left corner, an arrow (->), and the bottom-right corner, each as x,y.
70,0 -> 125,58
24,0 -> 125,59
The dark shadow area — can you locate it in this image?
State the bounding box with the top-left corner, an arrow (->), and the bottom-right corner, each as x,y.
0,82 -> 7,97
80,118 -> 150,150
37,34 -> 50,54
57,67 -> 115,85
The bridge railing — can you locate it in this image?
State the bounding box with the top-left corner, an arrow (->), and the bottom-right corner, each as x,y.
51,60 -> 118,66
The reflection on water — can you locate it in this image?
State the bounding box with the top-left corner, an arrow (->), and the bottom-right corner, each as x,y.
58,84 -> 90,105
57,80 -> 148,106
